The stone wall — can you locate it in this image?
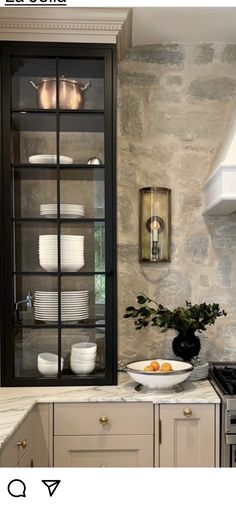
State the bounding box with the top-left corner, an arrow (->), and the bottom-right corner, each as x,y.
117,43 -> 236,363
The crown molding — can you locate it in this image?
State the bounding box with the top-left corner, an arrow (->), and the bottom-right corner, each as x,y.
0,8 -> 132,59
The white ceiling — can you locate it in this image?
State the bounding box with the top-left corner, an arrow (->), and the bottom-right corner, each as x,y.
132,7 -> 236,45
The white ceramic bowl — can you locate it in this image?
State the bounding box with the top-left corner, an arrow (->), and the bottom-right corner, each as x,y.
37,359 -> 64,376
126,359 -> 193,389
71,342 -> 97,354
70,350 -> 96,359
70,355 -> 96,363
70,359 -> 95,375
38,352 -> 64,364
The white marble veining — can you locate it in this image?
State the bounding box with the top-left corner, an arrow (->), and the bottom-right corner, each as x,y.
0,373 -> 220,450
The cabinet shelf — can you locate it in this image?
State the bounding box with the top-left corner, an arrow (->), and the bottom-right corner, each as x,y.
13,271 -> 106,276
11,108 -> 104,115
12,218 -> 105,223
12,111 -> 104,132
14,324 -> 105,329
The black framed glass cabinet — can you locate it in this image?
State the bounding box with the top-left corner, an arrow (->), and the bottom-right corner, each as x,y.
0,42 -> 117,386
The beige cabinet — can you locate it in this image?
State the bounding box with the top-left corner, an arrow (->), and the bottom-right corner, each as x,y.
54,402 -> 154,467
155,404 -> 218,467
54,435 -> 153,467
1,403 -> 53,467
17,444 -> 34,467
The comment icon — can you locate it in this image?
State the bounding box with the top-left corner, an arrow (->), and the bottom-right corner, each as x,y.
8,479 -> 26,498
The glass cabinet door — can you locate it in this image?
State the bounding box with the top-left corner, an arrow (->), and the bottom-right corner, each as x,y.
1,44 -> 116,386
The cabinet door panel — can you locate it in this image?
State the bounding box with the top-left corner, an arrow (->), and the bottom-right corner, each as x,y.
159,404 -> 215,467
54,435 -> 153,467
16,444 -> 34,467
54,403 -> 153,436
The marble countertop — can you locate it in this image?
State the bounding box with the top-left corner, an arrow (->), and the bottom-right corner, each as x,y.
0,372 -> 220,450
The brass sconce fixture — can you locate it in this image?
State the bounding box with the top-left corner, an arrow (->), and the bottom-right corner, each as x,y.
139,187 -> 171,262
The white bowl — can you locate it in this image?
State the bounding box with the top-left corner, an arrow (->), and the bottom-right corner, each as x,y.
37,364 -> 61,376
70,355 -> 96,363
70,360 -> 95,375
38,352 -> 64,364
71,342 -> 97,354
71,352 -> 96,361
126,359 -> 193,389
40,262 -> 84,272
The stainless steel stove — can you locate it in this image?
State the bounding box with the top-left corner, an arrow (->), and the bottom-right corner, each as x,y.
209,364 -> 236,467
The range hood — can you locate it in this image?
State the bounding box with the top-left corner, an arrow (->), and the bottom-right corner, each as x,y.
203,112 -> 236,215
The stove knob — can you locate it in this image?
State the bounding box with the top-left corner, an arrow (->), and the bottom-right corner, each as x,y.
183,407 -> 192,417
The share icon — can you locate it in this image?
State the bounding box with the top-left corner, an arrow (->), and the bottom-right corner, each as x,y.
42,480 -> 61,497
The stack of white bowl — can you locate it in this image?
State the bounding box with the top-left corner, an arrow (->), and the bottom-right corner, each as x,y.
40,204 -> 85,219
70,342 -> 97,375
188,360 -> 209,381
39,234 -> 84,272
37,352 -> 64,376
34,290 -> 89,323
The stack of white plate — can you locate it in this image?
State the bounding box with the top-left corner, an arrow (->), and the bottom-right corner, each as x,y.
188,360 -> 209,381
34,290 -> 89,323
39,234 -> 84,272
29,154 -> 73,165
70,342 -> 97,375
40,204 -> 85,219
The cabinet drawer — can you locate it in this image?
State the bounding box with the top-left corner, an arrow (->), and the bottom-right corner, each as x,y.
54,435 -> 153,467
1,410 -> 34,467
54,403 -> 153,436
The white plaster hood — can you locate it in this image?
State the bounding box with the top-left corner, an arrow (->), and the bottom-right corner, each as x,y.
203,112 -> 236,215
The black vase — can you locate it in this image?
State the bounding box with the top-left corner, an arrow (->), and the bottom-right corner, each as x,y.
172,331 -> 201,362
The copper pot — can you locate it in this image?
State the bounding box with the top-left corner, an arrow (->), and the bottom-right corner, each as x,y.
29,77 -> 92,109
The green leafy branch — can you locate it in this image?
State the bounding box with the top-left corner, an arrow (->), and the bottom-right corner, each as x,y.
124,294 -> 227,333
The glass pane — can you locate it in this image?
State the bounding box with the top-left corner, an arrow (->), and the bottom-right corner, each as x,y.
14,222 -> 58,272
60,168 -> 104,219
14,275 -> 58,327
11,58 -> 56,110
60,222 -> 105,273
59,58 -> 104,110
61,327 -> 106,377
14,328 -> 59,379
60,113 -> 104,165
12,113 -> 57,165
61,275 -> 105,326
14,168 -> 57,218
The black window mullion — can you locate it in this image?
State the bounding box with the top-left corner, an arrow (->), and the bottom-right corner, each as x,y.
56,56 -> 62,379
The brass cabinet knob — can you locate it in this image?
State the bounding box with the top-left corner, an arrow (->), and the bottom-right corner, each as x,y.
17,439 -> 27,449
99,415 -> 109,425
183,408 -> 192,417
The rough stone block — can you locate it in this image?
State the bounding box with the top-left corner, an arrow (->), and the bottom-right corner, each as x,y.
125,44 -> 184,66
119,71 -> 159,87
166,75 -> 183,86
222,45 -> 236,63
186,235 -> 209,264
188,77 -> 236,101
120,93 -> 143,137
194,44 -> 215,64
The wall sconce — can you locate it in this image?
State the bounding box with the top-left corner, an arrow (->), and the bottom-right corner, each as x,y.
139,187 -> 171,262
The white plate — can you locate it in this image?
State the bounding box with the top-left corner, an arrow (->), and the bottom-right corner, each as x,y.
29,154 -> 73,164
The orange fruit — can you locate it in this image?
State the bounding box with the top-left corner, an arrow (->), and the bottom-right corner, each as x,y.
144,365 -> 155,371
150,361 -> 160,371
160,362 -> 173,372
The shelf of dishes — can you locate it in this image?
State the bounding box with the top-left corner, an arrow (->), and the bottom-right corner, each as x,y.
11,59 -> 105,111
37,343 -> 97,376
14,224 -> 105,273
14,327 -> 106,377
15,290 -> 105,327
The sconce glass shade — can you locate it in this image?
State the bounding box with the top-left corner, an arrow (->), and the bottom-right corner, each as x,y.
139,187 -> 171,262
